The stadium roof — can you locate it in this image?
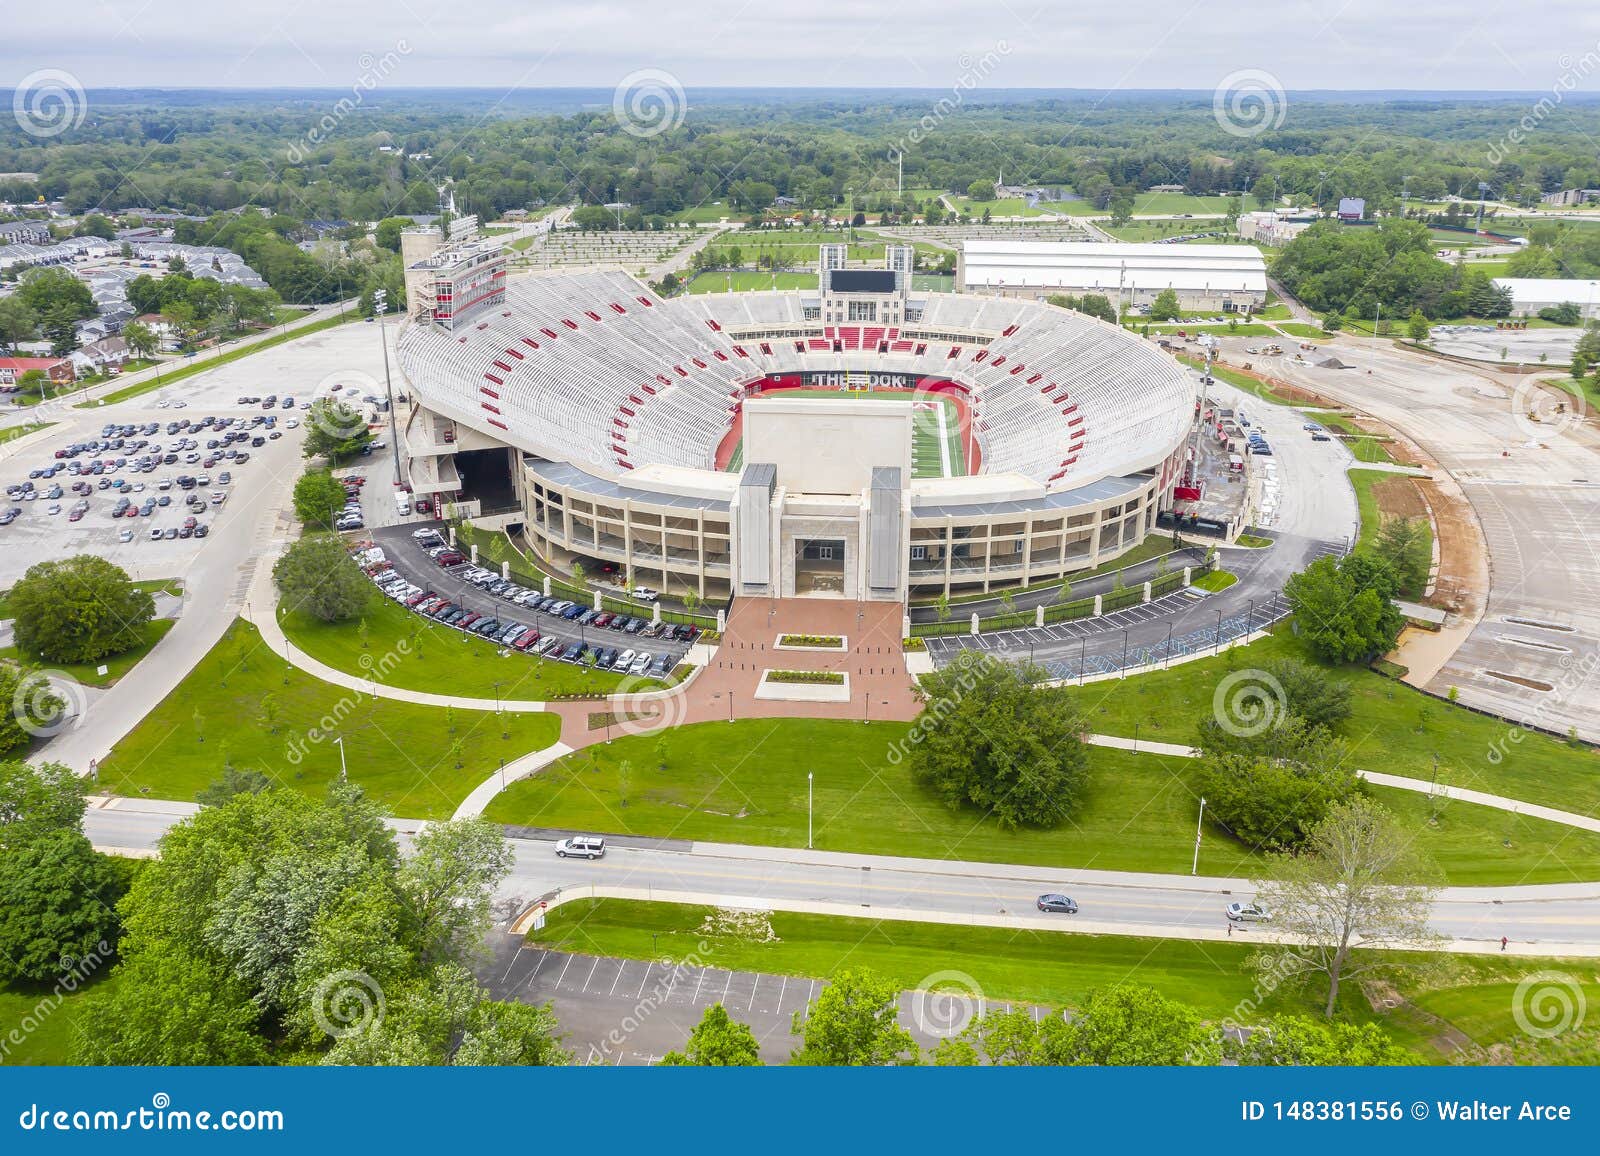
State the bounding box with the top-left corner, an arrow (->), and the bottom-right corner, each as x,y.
1492,277 -> 1600,306
959,240 -> 1267,294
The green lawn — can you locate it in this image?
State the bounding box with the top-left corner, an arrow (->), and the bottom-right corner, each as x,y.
279,593 -> 664,700
687,271 -> 819,294
533,898 -> 1596,1055
1347,468 -> 1433,583
0,617 -> 174,688
1063,627 -> 1600,818
1049,193 -> 1234,217
0,421 -> 53,445
97,620 -> 562,819
1175,355 -> 1307,408
1191,569 -> 1237,593
948,197 -> 1049,218
0,975 -> 117,1065
671,203 -> 738,223
482,717 -> 1600,884
1275,322 -> 1332,339
1318,413 -> 1399,464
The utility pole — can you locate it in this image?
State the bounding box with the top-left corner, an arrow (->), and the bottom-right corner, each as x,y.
1192,797 -> 1206,875
373,289 -> 404,489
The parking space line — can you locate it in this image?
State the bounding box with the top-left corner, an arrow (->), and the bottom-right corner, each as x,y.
693,967 -> 708,1002
583,956 -> 600,991
747,975 -> 759,1012
609,960 -> 628,997
635,962 -> 652,1000
553,954 -> 576,991
775,975 -> 787,1015
721,971 -> 732,1003
521,951 -> 551,992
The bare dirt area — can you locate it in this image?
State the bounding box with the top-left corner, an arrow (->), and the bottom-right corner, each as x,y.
1372,474 -> 1428,520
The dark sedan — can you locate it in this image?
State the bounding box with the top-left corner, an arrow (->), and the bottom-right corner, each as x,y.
1036,894 -> 1079,914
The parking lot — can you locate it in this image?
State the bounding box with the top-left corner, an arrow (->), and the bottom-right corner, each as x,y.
1428,325 -> 1580,364
358,523 -> 696,676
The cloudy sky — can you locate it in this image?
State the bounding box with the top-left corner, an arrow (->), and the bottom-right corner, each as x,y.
4,0 -> 1600,91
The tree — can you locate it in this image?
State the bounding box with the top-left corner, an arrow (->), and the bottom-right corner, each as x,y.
967,179 -> 997,203
293,468 -> 349,528
397,817 -> 515,968
791,968 -> 917,1066
1041,984 -> 1220,1066
195,766 -> 271,806
1229,1014 -> 1413,1065
1255,797 -> 1442,1017
1374,515 -> 1429,595
933,592 -> 951,623
0,829 -> 126,983
75,943 -> 271,1065
0,296 -> 38,353
8,554 -> 156,664
1194,742 -> 1360,851
1261,658 -> 1352,730
1074,293 -> 1117,324
373,216 -> 416,253
1406,309 -> 1430,343
303,398 -> 373,462
0,761 -> 86,851
661,1003 -> 762,1066
1283,553 -> 1404,663
1322,309 -> 1344,331
17,267 -> 95,321
0,666 -> 65,756
325,963 -> 565,1066
121,319 -> 158,359
906,654 -> 1090,829
274,532 -> 372,622
1149,288 -> 1181,321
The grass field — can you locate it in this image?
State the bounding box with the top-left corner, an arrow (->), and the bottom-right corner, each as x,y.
948,196 -> 1049,218
0,617 -> 174,689
724,389 -> 964,480
279,592 -> 663,699
687,271 -> 818,294
0,975 -> 118,1065
1318,414 -> 1399,464
1047,193 -> 1235,217
97,619 -> 561,819
532,899 -> 1598,1056
1275,322 -> 1331,339
0,421 -> 52,445
1101,222 -> 1235,243
482,717 -> 1600,884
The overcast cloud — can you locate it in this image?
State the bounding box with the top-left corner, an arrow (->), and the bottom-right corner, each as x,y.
4,0 -> 1600,91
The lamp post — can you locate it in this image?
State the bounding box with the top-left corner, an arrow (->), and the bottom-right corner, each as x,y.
1078,634 -> 1087,686
1119,627 -> 1128,679
1191,796 -> 1206,875
1215,608 -> 1224,656
372,289 -> 404,489
1164,620 -> 1174,669
807,771 -> 814,849
499,758 -> 506,792
334,735 -> 348,782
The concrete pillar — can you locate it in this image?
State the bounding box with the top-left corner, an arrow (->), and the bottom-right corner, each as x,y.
1093,594 -> 1102,617
448,526 -> 456,547
542,576 -> 551,597
902,614 -> 911,637
1183,566 -> 1192,586
1035,604 -> 1045,628
501,561 -> 510,580
716,608 -> 727,632
1142,580 -> 1152,603
593,590 -> 603,610
970,612 -> 980,636
469,544 -> 478,564
652,602 -> 662,624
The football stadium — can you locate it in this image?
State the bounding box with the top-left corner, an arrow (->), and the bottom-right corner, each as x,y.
395,229 -> 1200,603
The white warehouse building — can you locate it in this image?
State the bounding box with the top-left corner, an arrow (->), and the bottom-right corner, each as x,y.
1492,278 -> 1600,320
956,240 -> 1268,313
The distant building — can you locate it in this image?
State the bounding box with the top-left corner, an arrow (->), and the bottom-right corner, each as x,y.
1146,183 -> 1187,194
1236,211 -> 1311,246
0,355 -> 75,387
401,223 -> 507,331
0,220 -> 51,245
1540,189 -> 1600,207
957,240 -> 1268,312
1492,277 -> 1600,320
1337,197 -> 1366,222
69,336 -> 130,376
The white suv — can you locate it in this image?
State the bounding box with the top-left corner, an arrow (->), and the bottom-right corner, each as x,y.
554,835 -> 606,860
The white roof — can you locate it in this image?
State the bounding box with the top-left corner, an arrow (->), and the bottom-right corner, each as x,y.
1492,277 -> 1600,305
960,240 -> 1267,294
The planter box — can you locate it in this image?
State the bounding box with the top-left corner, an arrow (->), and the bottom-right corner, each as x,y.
754,669 -> 852,703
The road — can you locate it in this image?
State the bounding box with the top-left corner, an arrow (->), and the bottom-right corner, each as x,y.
82,797 -> 1600,955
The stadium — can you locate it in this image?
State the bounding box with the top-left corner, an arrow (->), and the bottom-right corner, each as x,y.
394,232 -> 1200,604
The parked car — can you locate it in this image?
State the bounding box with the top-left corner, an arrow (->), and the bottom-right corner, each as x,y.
554,835 -> 605,860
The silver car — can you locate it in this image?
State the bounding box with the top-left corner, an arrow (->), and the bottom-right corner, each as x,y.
1226,902 -> 1270,923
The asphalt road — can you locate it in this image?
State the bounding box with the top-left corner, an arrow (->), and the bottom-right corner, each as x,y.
82,799 -> 1600,954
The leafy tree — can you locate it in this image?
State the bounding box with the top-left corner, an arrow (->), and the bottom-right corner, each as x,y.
907,654 -> 1090,829
0,296 -> 38,353
0,761 -> 86,850
1255,797 -> 1442,1016
1283,553 -> 1404,663
1194,744 -> 1360,851
1322,309 -> 1344,331
195,766 -> 271,806
303,398 -> 373,462
274,532 -> 372,622
1040,983 -> 1221,1065
1074,293 -> 1117,324
791,968 -> 917,1066
1149,288 -> 1181,321
933,592 -> 951,623
1374,515 -> 1429,595
121,319 -> 158,359
293,468 -> 349,528
1229,1014 -> 1413,1065
966,179 -> 996,202
0,666 -> 64,756
1406,310 -> 1430,342
397,817 -> 515,968
9,555 -> 156,664
75,943 -> 271,1065
16,266 -> 95,321
661,1003 -> 762,1066
373,216 -> 416,252
1262,658 -> 1352,730
0,829 -> 126,983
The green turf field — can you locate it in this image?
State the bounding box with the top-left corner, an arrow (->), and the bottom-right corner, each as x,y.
723,389 -> 965,479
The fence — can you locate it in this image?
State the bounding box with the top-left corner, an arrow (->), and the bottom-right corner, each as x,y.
910,563 -> 1203,637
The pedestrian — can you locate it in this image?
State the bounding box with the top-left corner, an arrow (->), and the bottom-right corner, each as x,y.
1501,936 -> 1508,952
1227,922 -> 1233,936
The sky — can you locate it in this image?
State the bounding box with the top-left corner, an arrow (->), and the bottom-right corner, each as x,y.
3,0 -> 1600,92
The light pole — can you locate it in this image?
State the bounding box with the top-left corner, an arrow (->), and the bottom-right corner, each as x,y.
1191,796 -> 1206,875
1119,627 -> 1128,679
1078,634 -> 1086,686
499,757 -> 506,792
1215,608 -> 1223,656
1163,620 -> 1174,669
334,735 -> 348,782
807,771 -> 814,849
372,289 -> 404,489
